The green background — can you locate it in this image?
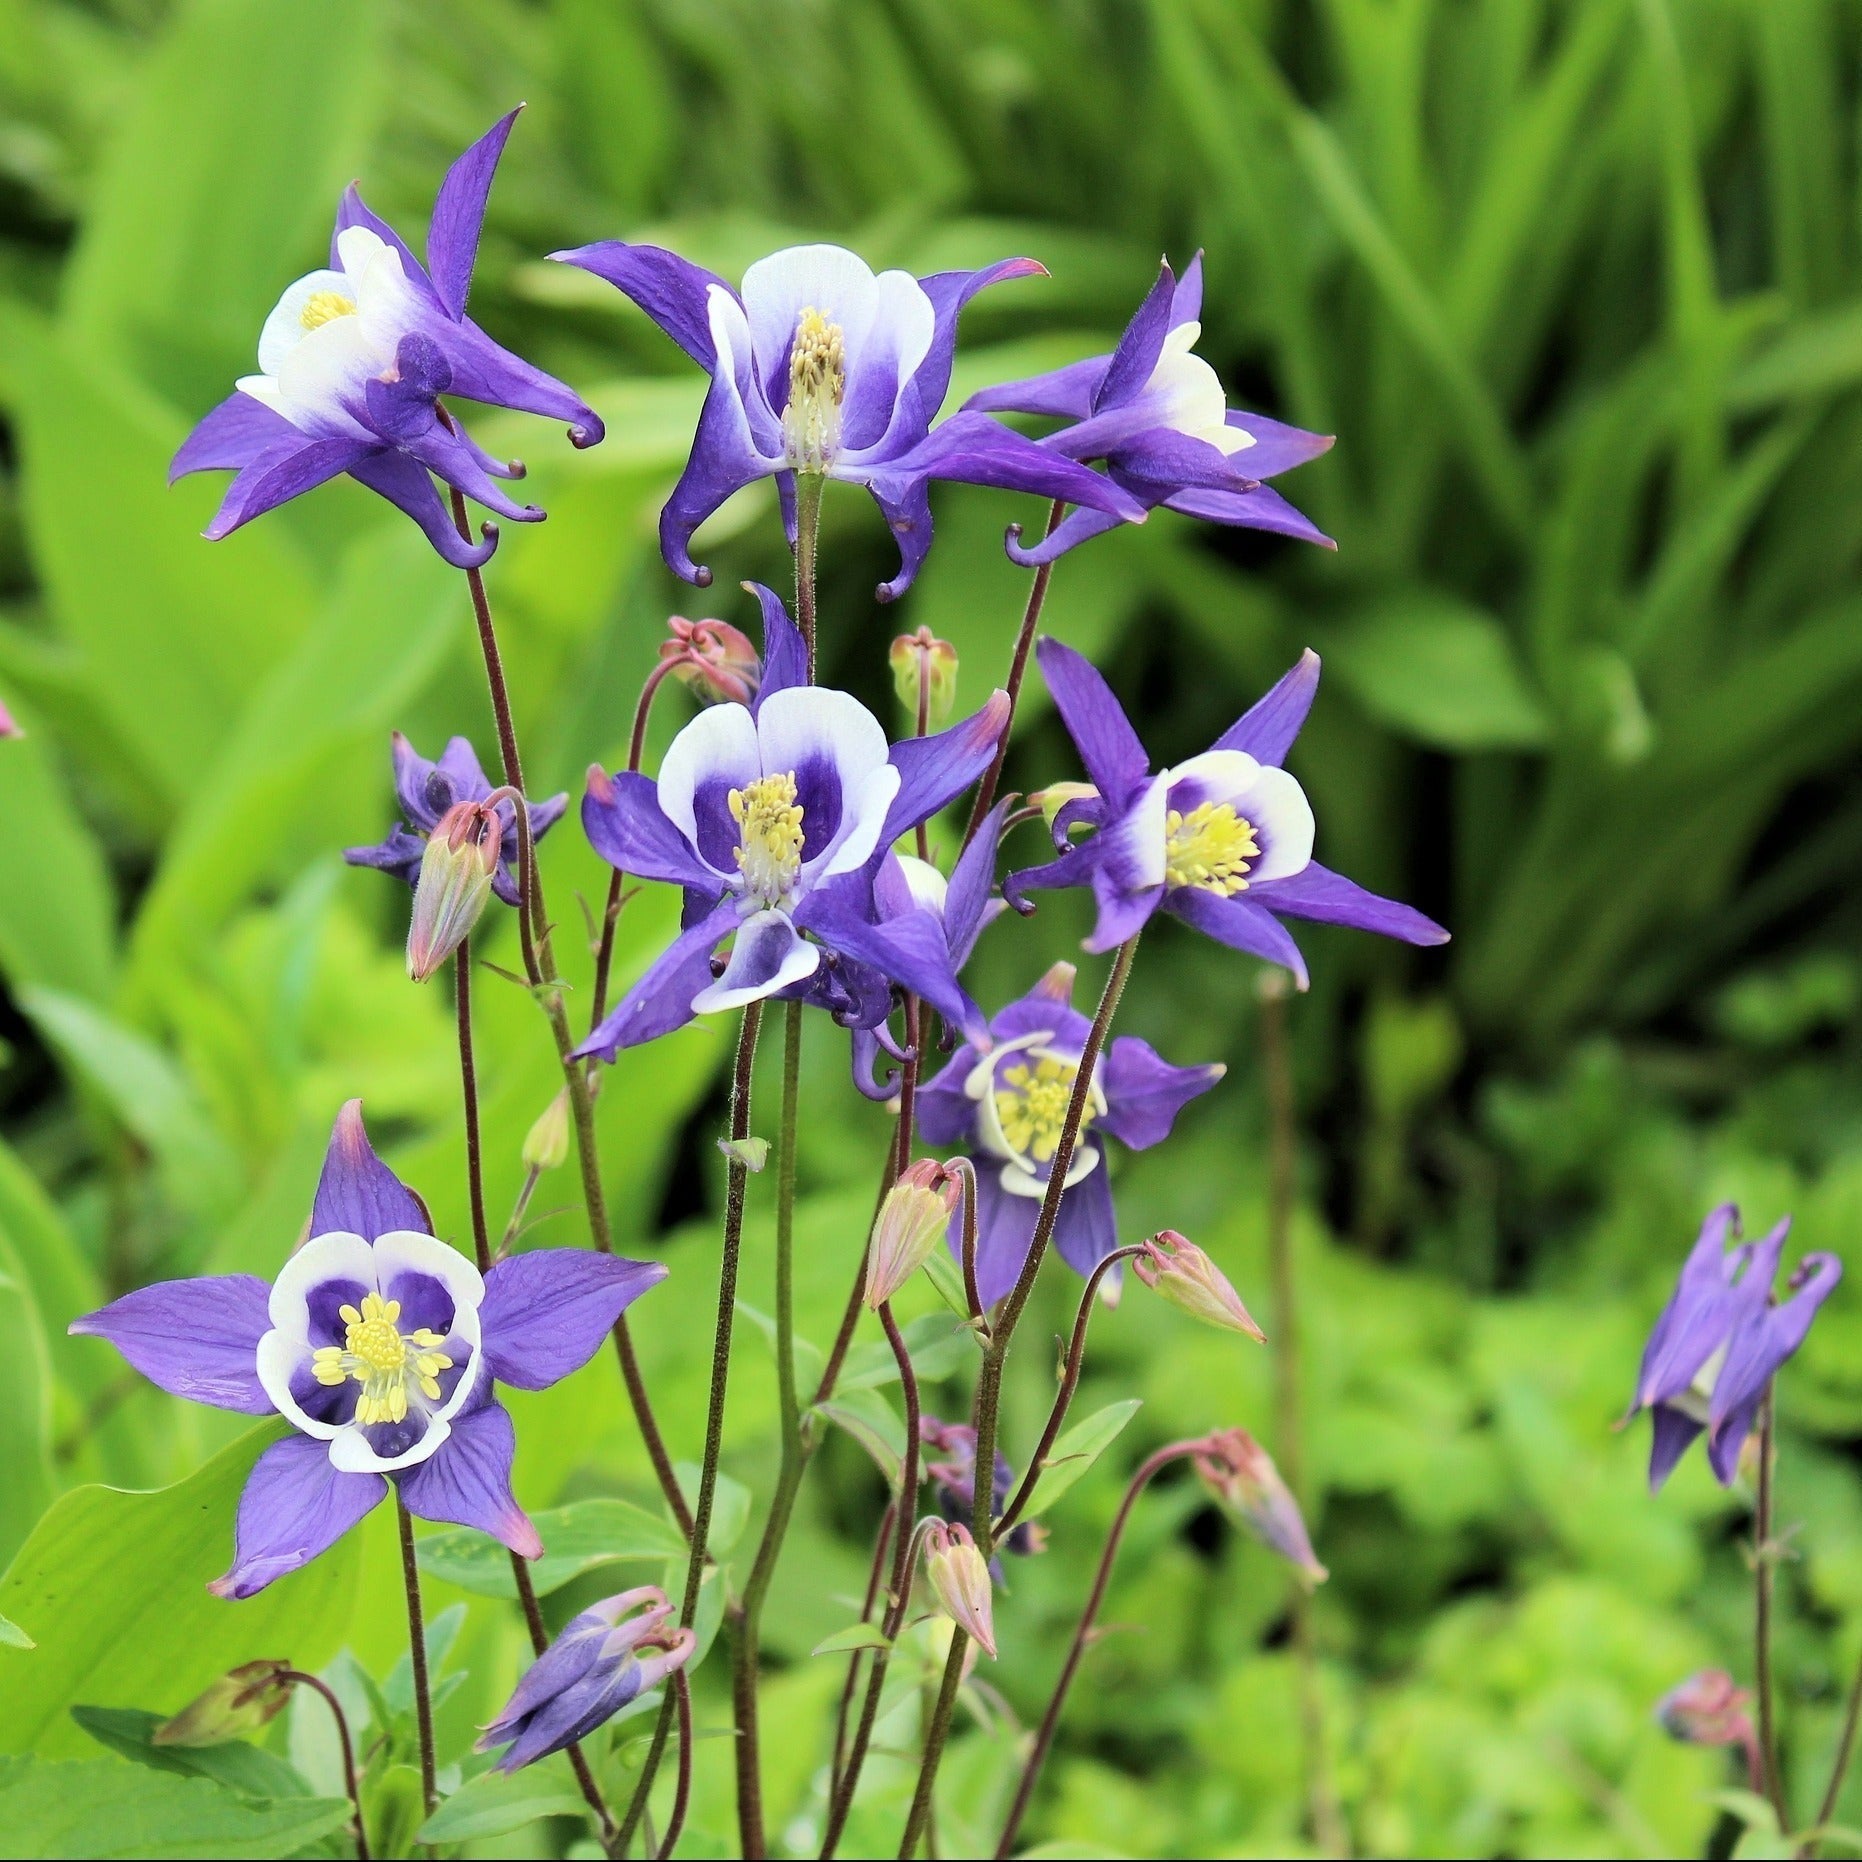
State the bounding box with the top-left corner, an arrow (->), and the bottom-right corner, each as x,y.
3,0 -> 1862,1854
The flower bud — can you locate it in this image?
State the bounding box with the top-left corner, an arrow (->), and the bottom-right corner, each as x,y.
1032,781 -> 1099,829
153,1659 -> 293,1747
522,1091 -> 570,1172
407,799 -> 501,982
661,616 -> 760,707
0,695 -> 20,740
1193,1428 -> 1327,1588
1134,1232 -> 1266,1341
922,1520 -> 996,1658
864,1160 -> 962,1309
1656,1669 -> 1756,1750
889,626 -> 958,727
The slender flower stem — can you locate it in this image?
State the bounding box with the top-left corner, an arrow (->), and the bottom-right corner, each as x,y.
656,1670 -> 695,1862
831,1500 -> 897,1790
617,1002 -> 765,1857
1808,1644 -> 1862,1857
994,1442 -> 1203,1857
960,498 -> 1066,853
898,1631 -> 967,1860
948,1156 -> 986,1330
733,999 -> 807,1857
396,1498 -> 437,1815
455,939 -> 491,1275
508,1556 -> 615,1851
280,1670 -> 369,1860
813,1131 -> 911,1411
1757,1384 -> 1787,1824
795,474 -> 824,673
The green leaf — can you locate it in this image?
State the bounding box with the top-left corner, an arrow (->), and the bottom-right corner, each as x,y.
837,1314 -> 974,1391
417,1762 -> 588,1843
675,1465 -> 751,1559
69,1707 -> 309,1802
0,1613 -> 34,1650
0,1253 -> 53,1570
419,1499 -> 685,1598
813,1386 -> 907,1485
1020,1400 -> 1143,1521
0,1423 -> 358,1757
0,1754 -> 352,1859
0,726 -> 115,1000
811,1622 -> 893,1657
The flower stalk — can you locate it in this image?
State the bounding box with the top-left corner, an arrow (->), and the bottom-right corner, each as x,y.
396,1497 -> 437,1816
279,1670 -> 370,1861
1757,1385 -> 1786,1823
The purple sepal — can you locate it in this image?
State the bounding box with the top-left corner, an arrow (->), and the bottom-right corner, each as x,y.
70,1276 -> 274,1414
583,767 -> 719,892
957,1169 -> 1042,1309
797,885 -> 985,1043
1033,637 -> 1149,798
480,1250 -> 668,1389
1167,888 -> 1310,988
210,1434 -> 387,1598
427,107 -> 520,320
1647,1405 -> 1704,1493
1164,481 -> 1336,549
548,241 -> 732,368
311,1100 -> 432,1240
882,692 -> 1011,847
1214,650 -> 1321,766
1096,1038 -> 1224,1150
395,1397 -> 541,1558
1248,863 -> 1448,948
944,801 -> 1012,968
170,393 -> 297,481
1632,1205 -> 1744,1411
1096,262 -> 1178,409
966,355 -> 1106,422
203,436 -> 375,541
575,898 -> 740,1060
745,582 -> 808,714
1051,1166 -> 1119,1283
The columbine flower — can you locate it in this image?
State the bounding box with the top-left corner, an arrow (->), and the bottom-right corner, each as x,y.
1193,1428 -> 1327,1588
1007,639 -> 1448,982
966,254 -> 1333,566
661,615 -> 762,708
171,110 -> 602,569
1133,1231 -> 1265,1340
548,240 -> 1143,598
575,587 -> 1006,1058
922,1521 -> 997,1658
1656,1671 -> 1761,1784
69,1102 -> 664,1597
345,732 -> 566,910
1626,1204 -> 1841,1491
865,1161 -> 964,1309
921,1416 -> 1047,1560
916,961 -> 1223,1306
477,1586 -> 695,1772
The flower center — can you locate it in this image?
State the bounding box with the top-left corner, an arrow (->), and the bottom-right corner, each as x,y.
729,770 -> 806,906
994,1055 -> 1094,1165
1165,801 -> 1259,894
783,306 -> 846,472
311,1292 -> 452,1428
300,290 -> 358,332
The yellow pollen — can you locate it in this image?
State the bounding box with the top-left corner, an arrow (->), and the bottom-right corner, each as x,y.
1164,801 -> 1259,895
310,1291 -> 452,1427
299,290 -> 357,332
784,306 -> 846,471
729,770 -> 806,904
995,1056 -> 1093,1165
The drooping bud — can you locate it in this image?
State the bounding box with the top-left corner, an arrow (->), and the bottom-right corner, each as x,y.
1134,1232 -> 1266,1341
660,616 -> 760,708
1192,1428 -> 1327,1588
153,1659 -> 294,1747
889,626 -> 959,728
406,799 -> 501,982
865,1160 -> 963,1309
522,1091 -> 570,1172
1656,1669 -> 1759,1763
922,1520 -> 997,1658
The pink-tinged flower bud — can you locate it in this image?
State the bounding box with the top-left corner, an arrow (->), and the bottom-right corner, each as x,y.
407,799 -> 501,982
634,1625 -> 698,1694
889,626 -> 959,727
923,1520 -> 996,1658
1134,1232 -> 1266,1341
864,1159 -> 962,1309
1656,1670 -> 1760,1781
660,616 -> 760,707
522,1090 -> 570,1172
0,695 -> 20,739
1193,1428 -> 1328,1588
153,1659 -> 293,1747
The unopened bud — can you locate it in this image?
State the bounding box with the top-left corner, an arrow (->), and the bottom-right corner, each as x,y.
407,800 -> 501,982
522,1091 -> 570,1172
1193,1428 -> 1327,1588
1656,1670 -> 1757,1751
154,1660 -> 293,1747
1134,1232 -> 1265,1340
889,627 -> 958,727
661,616 -> 760,707
0,695 -> 20,739
923,1520 -> 996,1658
865,1160 -> 962,1309
1032,781 -> 1099,830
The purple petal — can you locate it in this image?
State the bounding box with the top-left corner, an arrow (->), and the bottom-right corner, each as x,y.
202,435 -> 375,540
1004,503 -> 1125,568
401,415 -> 544,525
171,393 -> 298,482
574,898 -> 739,1061
427,108 -> 519,320
311,1100 -> 432,1241
550,241 -> 733,368
865,473 -> 937,604
70,1277 -> 273,1414
210,1434 -> 387,1598
498,1660 -> 644,1772
1003,833 -> 1110,916
1249,861 -> 1449,948
346,451 -> 497,569
1171,252 -> 1204,326
1710,1242 -> 1841,1449
797,887 -> 985,1042
1633,1205 -> 1742,1410
582,767 -> 717,890
1051,1165 -> 1119,1281
1110,427 -> 1256,494
1223,411 -> 1335,479
905,257 -> 1047,425
1163,481 -> 1335,550
916,1044 -> 981,1145
1094,261 -> 1178,412
1213,650 -> 1321,766
945,801 -> 1011,968
882,692 -> 1011,846
954,1166 -> 1042,1309
1097,1037 -> 1224,1151
965,356 -> 1108,422
850,1024 -> 903,1102
1167,887 -> 1311,988
746,582 -> 808,714
1034,636 -> 1152,798
1647,1403 -> 1703,1492
660,370 -> 772,586
439,316 -> 605,447
480,1251 -> 668,1390
395,1398 -> 541,1558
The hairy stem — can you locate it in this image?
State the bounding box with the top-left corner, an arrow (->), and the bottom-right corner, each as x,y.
795,474 -> 824,673
1807,1642 -> 1862,1857
656,1670 -> 695,1862
831,1500 -> 897,1791
898,1630 -> 967,1860
396,1499 -> 437,1816
281,1670 -> 369,1861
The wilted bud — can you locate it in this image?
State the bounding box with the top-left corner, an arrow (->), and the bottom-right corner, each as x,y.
154,1659 -> 293,1747
889,626 -> 959,727
1193,1428 -> 1328,1588
864,1160 -> 962,1309
661,616 -> 760,707
1656,1669 -> 1755,1750
522,1091 -> 570,1172
1134,1232 -> 1266,1341
923,1520 -> 996,1658
407,799 -> 501,982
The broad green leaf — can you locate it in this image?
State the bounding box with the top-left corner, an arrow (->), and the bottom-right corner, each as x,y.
0,1257 -> 53,1570
837,1314 -> 974,1391
69,1707 -> 310,1802
0,1136 -> 105,1401
0,1754 -> 351,1859
676,1465 -> 751,1559
0,1424 -> 359,1757
0,725 -> 114,999
0,1613 -> 33,1650
813,1386 -> 907,1485
419,1498 -> 685,1598
811,1622 -> 892,1657
1020,1400 -> 1144,1521
417,1761 -> 587,1843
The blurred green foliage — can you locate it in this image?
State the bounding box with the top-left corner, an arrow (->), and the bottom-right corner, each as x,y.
3,0 -> 1862,1854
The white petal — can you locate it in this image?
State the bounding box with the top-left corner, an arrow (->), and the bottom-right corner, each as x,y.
235,375 -> 288,417
755,685 -> 891,877
893,854 -> 949,916
268,1230 -> 376,1344
271,311 -> 386,439
1143,321 -> 1250,455
333,224 -> 391,281
329,1414 -> 453,1475
817,763 -> 901,879
657,700 -> 760,865
256,269 -> 355,376
367,1229 -> 486,1315
1159,750 -> 1261,808
740,244 -> 881,389
691,908 -> 820,1013
256,1327 -> 341,1439
1229,765 -> 1314,881
1097,774 -> 1169,893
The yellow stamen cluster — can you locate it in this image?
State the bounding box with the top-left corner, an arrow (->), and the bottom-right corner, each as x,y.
783,306 -> 846,472
300,290 -> 358,332
995,1055 -> 1094,1165
729,770 -> 806,904
1164,801 -> 1259,895
311,1291 -> 452,1427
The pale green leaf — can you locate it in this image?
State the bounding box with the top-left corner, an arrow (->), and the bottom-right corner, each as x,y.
419,1498 -> 685,1599
1020,1400 -> 1144,1521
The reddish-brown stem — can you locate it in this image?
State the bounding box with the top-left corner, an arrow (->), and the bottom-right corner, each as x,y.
946,1156 -> 985,1328
656,1669 -> 694,1861
831,1499 -> 898,1790
396,1499 -> 436,1814
280,1670 -> 369,1860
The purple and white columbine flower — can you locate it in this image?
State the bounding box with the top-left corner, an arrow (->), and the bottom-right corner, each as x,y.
1628,1204 -> 1841,1491
172,109 -> 601,570
345,732 -> 566,908
921,1416 -> 1046,1561
1008,638 -> 1447,982
548,240 -> 1144,599
917,961 -> 1222,1306
69,1102 -> 663,1597
575,587 -> 1006,1058
966,254 -> 1333,565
